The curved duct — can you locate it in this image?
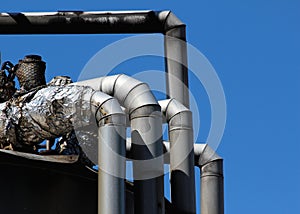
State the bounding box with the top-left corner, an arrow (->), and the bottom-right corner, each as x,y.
194,144 -> 224,214
152,142 -> 224,214
159,99 -> 195,213
89,91 -> 126,214
75,74 -> 164,214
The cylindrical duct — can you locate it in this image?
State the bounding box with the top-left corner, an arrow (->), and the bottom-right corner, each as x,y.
90,91 -> 127,214
200,160 -> 224,214
131,105 -> 164,214
75,74 -> 165,214
159,99 -> 196,213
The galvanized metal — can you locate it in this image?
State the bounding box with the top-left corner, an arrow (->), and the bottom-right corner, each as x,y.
90,91 -> 127,214
130,105 -> 164,214
97,125 -> 126,214
159,99 -> 196,213
161,12 -> 190,108
200,159 -> 224,214
127,141 -> 224,214
76,74 -> 165,214
195,144 -> 224,214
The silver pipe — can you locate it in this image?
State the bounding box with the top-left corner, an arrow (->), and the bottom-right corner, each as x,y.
75,74 -> 165,214
89,91 -> 126,214
159,99 -> 195,213
195,144 -> 224,214
159,11 -> 190,108
127,141 -> 224,214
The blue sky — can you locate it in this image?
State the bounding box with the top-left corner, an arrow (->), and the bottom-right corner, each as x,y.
1,1 -> 300,214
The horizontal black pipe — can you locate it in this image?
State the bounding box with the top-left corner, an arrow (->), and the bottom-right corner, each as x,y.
0,10 -> 184,34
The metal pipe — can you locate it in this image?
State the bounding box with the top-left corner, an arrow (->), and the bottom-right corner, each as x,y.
0,10 -> 190,107
159,12 -> 190,107
75,74 -> 165,214
159,99 -> 195,213
195,144 -> 224,214
0,10 -> 181,34
0,9 -> 192,212
127,141 -> 224,214
89,91 -> 126,214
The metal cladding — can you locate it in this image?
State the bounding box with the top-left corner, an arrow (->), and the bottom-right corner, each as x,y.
159,99 -> 196,213
15,55 -> 46,91
89,91 -> 126,214
76,74 -> 165,214
194,144 -> 224,214
0,85 -> 93,150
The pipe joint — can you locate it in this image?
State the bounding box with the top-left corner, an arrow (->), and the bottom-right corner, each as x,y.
195,144 -> 223,167
201,159 -> 223,178
96,74 -> 159,115
90,91 -> 125,126
157,11 -> 186,32
113,75 -> 158,114
129,104 -> 161,120
159,99 -> 192,129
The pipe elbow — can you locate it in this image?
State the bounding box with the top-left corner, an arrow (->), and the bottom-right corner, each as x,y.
89,91 -> 125,126
159,99 -> 192,130
195,144 -> 223,176
100,74 -> 159,115
195,144 -> 222,166
157,11 -> 186,32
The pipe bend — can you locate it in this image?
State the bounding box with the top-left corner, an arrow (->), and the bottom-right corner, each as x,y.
89,90 -> 125,126
75,74 -> 159,115
157,11 -> 186,32
100,74 -> 159,115
159,99 -> 191,128
194,144 -> 223,168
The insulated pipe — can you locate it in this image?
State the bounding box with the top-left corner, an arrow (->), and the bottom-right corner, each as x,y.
0,10 -> 190,107
127,142 -> 224,214
75,74 -> 164,214
0,84 -> 126,214
89,91 -> 127,214
159,12 -> 190,107
159,99 -> 195,213
127,140 -> 224,214
195,144 -> 224,214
